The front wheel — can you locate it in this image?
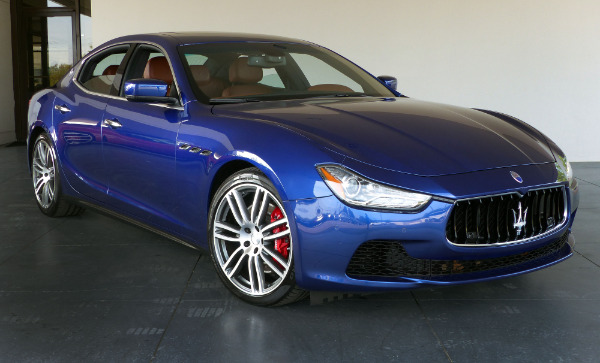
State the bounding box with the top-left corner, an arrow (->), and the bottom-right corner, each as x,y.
208,168 -> 307,306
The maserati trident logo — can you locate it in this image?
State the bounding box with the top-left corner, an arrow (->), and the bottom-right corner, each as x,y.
510,171 -> 523,183
512,202 -> 528,237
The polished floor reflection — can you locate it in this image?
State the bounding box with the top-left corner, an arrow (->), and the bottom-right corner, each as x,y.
1,144 -> 599,362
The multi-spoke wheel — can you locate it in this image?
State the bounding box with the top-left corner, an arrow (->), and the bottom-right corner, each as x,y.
209,168 -> 307,306
31,133 -> 84,217
32,135 -> 56,210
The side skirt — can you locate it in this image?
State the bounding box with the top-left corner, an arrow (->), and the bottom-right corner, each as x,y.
76,199 -> 202,252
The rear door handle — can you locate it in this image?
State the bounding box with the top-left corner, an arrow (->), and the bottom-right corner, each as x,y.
54,104 -> 71,114
103,118 -> 122,129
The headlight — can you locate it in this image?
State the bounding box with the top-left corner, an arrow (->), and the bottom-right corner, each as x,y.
555,156 -> 574,186
566,160 -> 573,183
317,165 -> 431,210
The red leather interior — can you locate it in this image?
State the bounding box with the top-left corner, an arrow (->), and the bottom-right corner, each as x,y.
190,65 -> 210,84
221,57 -> 272,97
102,65 -> 119,76
228,57 -> 262,84
143,56 -> 173,84
190,65 -> 228,98
222,84 -> 273,98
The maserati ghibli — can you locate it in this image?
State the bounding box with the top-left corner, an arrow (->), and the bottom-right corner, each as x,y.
27,32 -> 579,306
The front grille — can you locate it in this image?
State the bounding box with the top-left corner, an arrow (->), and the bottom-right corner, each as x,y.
446,186 -> 566,246
346,233 -> 568,279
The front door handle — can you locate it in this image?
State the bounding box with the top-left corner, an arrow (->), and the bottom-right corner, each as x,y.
103,118 -> 122,129
54,104 -> 71,114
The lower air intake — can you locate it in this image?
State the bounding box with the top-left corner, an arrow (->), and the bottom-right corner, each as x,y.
346,233 -> 568,279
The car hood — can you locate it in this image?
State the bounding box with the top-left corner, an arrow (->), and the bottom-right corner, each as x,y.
211,97 -> 555,176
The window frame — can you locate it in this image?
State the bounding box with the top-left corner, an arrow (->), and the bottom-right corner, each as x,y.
118,43 -> 183,107
75,43 -> 132,97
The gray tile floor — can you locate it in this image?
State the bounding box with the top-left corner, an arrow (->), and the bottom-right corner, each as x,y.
1,144 -> 599,362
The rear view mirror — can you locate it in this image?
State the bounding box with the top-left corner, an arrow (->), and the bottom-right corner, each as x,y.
124,78 -> 178,104
247,55 -> 286,67
377,75 -> 398,91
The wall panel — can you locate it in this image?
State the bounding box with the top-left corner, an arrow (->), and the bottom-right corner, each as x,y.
92,0 -> 600,161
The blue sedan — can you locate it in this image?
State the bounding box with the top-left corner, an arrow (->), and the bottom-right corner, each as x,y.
27,32 -> 579,306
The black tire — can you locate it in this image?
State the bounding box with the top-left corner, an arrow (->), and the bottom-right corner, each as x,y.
208,168 -> 307,306
31,133 -> 85,217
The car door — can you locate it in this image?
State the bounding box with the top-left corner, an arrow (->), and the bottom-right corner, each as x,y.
53,44 -> 131,202
102,44 -> 184,230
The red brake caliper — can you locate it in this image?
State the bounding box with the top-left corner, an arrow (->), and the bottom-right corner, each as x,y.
270,207 -> 289,266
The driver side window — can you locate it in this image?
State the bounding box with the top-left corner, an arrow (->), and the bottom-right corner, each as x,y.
121,46 -> 178,98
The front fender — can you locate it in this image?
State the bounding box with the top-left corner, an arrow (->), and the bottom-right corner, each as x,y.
174,105 -> 339,244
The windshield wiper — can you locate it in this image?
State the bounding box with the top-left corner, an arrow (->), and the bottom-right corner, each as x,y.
305,93 -> 368,99
334,93 -> 367,97
209,98 -> 261,105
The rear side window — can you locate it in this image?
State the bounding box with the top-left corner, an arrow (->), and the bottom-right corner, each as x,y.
78,45 -> 130,95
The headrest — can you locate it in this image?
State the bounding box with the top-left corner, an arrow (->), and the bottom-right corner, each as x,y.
229,57 -> 262,84
143,56 -> 173,83
190,65 -> 210,85
102,65 -> 119,76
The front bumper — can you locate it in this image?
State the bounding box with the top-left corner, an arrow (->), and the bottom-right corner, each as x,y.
289,193 -> 576,292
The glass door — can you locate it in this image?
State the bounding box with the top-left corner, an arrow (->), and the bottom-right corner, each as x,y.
13,1 -> 93,142
27,14 -> 75,93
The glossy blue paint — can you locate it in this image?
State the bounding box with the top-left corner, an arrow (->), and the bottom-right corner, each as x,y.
290,196 -> 573,291
102,98 -> 182,230
26,32 -> 579,294
377,75 -> 398,91
124,78 -> 169,98
51,82 -> 109,202
211,98 -> 555,177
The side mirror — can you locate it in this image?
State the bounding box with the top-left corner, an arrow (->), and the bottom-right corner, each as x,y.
124,78 -> 178,104
377,75 -> 398,91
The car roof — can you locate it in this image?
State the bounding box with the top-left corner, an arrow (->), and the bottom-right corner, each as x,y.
102,32 -> 314,49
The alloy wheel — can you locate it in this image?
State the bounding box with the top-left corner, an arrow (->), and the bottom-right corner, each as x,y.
32,138 -> 57,209
212,183 -> 292,297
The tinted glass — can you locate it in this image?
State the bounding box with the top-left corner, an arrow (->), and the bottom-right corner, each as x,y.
179,42 -> 395,102
28,15 -> 74,91
120,45 -> 178,99
78,45 -> 129,95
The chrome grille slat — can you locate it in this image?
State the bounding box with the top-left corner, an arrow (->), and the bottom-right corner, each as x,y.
446,186 -> 566,246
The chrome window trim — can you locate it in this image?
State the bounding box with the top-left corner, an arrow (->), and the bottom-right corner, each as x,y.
446,185 -> 568,247
72,40 -> 185,108
73,41 -> 131,101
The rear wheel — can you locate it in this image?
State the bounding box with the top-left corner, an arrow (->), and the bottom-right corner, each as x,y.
31,133 -> 84,217
208,168 -> 307,306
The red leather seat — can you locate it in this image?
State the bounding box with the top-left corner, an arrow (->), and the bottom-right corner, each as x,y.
102,65 -> 119,76
143,56 -> 174,94
221,57 -> 272,97
190,65 -> 228,98
143,57 -> 173,84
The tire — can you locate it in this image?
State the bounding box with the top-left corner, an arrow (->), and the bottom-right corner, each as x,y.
31,133 -> 85,217
208,168 -> 308,306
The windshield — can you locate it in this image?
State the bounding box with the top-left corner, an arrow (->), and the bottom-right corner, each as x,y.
178,42 -> 396,103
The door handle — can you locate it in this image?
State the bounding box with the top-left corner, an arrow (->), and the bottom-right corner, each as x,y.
54,104 -> 71,114
103,118 -> 122,129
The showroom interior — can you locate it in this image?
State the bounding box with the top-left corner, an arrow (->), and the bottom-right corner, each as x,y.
1,0 -> 599,361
